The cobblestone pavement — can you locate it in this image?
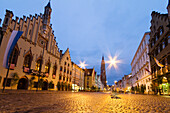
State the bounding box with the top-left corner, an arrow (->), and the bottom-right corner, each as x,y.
0,91 -> 170,113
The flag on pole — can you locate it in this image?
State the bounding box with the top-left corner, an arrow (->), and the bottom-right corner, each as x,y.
145,68 -> 151,74
153,56 -> 164,68
3,30 -> 23,68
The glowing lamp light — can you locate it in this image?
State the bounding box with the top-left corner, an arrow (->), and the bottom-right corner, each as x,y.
78,61 -> 88,69
106,55 -> 122,70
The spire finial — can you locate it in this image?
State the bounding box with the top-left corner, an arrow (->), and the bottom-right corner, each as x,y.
102,55 -> 104,60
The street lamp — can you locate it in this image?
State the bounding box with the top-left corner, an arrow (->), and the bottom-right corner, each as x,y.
106,55 -> 122,70
78,61 -> 88,91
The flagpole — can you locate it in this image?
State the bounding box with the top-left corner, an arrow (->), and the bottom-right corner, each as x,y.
2,49 -> 15,93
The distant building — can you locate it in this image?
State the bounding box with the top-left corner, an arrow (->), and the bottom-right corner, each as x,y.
148,1 -> 170,95
59,49 -> 73,91
72,62 -> 85,91
84,68 -> 96,90
122,74 -> 132,92
131,32 -> 152,94
100,56 -> 107,88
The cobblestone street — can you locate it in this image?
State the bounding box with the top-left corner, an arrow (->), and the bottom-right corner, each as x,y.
0,91 -> 170,113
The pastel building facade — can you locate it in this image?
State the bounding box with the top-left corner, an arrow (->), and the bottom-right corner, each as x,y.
131,32 -> 152,93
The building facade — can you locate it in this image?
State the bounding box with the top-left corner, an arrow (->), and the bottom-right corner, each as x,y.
72,62 -> 85,91
0,1 -> 75,91
131,32 -> 152,94
149,2 -> 170,95
84,68 -> 96,90
58,49 -> 73,91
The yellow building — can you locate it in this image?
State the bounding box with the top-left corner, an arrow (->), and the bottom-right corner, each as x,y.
58,49 -> 73,91
72,62 -> 85,91
0,1 -> 73,91
84,68 -> 96,91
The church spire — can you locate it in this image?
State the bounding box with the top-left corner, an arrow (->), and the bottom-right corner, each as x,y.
43,0 -> 52,30
102,55 -> 104,60
46,0 -> 51,9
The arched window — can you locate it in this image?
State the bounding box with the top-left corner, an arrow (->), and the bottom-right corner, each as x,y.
35,58 -> 42,71
8,45 -> 19,68
23,54 -> 32,68
52,63 -> 57,76
45,61 -> 51,74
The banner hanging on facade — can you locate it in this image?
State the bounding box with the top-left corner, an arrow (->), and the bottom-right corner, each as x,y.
3,30 -> 23,68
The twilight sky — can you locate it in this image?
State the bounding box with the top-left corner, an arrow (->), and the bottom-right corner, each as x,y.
0,0 -> 167,85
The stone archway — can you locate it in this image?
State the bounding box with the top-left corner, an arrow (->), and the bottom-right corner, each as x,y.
42,80 -> 48,90
17,77 -> 28,90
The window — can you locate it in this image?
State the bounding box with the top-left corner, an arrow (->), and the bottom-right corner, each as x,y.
3,78 -> 11,87
168,36 -> 170,44
68,63 -> 70,67
52,63 -> 57,75
64,68 -> 66,73
35,59 -> 41,71
60,66 -> 63,71
87,77 -> 89,80
9,46 -> 19,66
63,77 -> 65,81
67,57 -> 69,60
45,62 -> 50,73
160,28 -> 163,36
67,70 -> 69,74
23,54 -> 32,68
70,71 -> 72,75
155,34 -> 159,41
65,62 -> 67,65
162,41 -> 165,49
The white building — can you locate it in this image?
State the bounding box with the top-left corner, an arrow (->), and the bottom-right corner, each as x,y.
131,32 -> 152,94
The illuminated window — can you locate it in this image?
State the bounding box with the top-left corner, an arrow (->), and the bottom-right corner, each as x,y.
9,46 -> 19,66
23,54 -> 32,68
45,62 -> 50,73
35,59 -> 41,71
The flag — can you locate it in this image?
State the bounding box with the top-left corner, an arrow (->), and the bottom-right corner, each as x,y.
145,68 -> 151,74
3,30 -> 23,68
153,57 -> 164,68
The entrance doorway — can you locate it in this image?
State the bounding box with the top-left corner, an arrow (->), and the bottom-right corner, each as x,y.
17,77 -> 28,90
42,80 -> 48,90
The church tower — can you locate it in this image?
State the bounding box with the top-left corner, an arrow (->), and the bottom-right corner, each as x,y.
101,55 -> 107,88
43,0 -> 52,30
